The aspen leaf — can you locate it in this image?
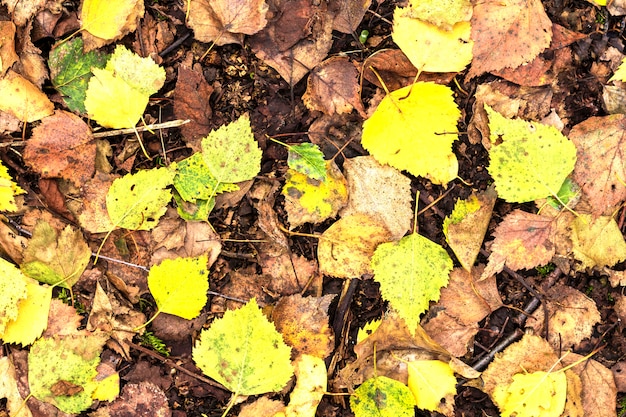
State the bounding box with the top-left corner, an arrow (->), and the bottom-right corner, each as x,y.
282,161 -> 348,228
361,82 -> 460,185
192,298 -> 294,395
84,45 -> 165,129
485,105 -> 577,202
0,158 -> 24,212
173,153 -> 239,203
372,233 -> 453,333
407,360 -> 457,412
287,142 -> 327,181
49,38 -> 109,113
493,371 -> 567,417
2,278 -> 51,346
148,255 -> 209,320
29,333 -> 108,414
0,257 -> 28,336
393,8 -> 473,72
350,375 -> 416,417
106,167 -> 175,230
201,114 -> 262,184
318,214 -> 391,278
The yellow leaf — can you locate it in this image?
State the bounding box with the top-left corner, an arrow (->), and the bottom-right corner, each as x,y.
91,372 -> 120,402
361,82 -> 460,185
0,158 -> 24,212
81,0 -> 143,40
392,8 -> 473,72
0,257 -> 28,336
282,160 -> 348,228
571,214 -> 626,268
350,375 -> 416,417
609,57 -> 626,82
402,0 -> 472,29
148,255 -> 209,320
493,371 -> 567,417
283,355 -> 326,417
356,319 -> 381,344
0,357 -> 32,417
2,278 -> 51,346
0,70 -> 54,122
407,360 -> 457,411
318,213 -> 391,278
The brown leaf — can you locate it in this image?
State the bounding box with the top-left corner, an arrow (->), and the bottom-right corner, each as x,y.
303,56 -> 365,117
250,0 -> 333,84
49,380 -> 83,396
330,0 -> 372,34
0,21 -> 18,76
43,299 -> 83,338
0,69 -> 54,122
24,111 -> 95,186
2,0 -> 46,26
272,294 -> 335,358
481,209 -> 556,280
69,172 -> 117,234
97,382 -> 171,417
467,0 -> 552,78
173,55 -> 214,151
187,0 -> 268,46
422,312 -> 478,357
569,114 -> 626,216
562,354 -> 617,417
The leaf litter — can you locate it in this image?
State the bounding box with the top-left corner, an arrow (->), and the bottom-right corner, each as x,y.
0,0 -> 626,416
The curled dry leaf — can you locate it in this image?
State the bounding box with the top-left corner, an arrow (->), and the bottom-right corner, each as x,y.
0,21 -> 18,76
187,0 -> 268,46
302,56 -> 365,117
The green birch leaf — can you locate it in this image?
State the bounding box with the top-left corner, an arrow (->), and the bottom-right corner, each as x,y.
148,255 -> 209,319
192,298 -> 293,396
485,105 -> 577,203
350,375 -> 416,417
372,233 -> 453,333
49,37 -> 109,113
173,153 -> 239,203
201,114 -> 262,184
106,167 -> 175,230
287,143 -> 327,181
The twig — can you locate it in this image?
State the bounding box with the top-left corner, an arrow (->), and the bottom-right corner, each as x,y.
92,119 -> 190,138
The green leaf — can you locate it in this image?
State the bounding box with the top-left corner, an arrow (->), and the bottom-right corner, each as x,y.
172,191 -> 215,221
21,221 -> 91,288
49,37 -> 109,113
485,105 -> 577,203
28,334 -> 108,414
192,298 -> 293,396
106,167 -> 175,230
173,153 -> 239,203
287,143 -> 327,181
546,177 -> 580,210
148,255 -> 209,319
350,375 -> 416,417
372,233 -> 453,333
0,258 -> 28,336
201,114 -> 262,184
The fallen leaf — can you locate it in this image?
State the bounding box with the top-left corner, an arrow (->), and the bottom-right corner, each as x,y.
393,6 -> 473,72
407,360 -> 457,412
0,21 -> 18,76
187,0 -> 269,46
239,397 -> 284,417
287,142 -> 327,181
95,381 -> 171,417
173,152 -> 239,203
362,82 -> 461,185
0,257 -> 28,336
1,0 -> 45,26
443,186 -> 496,271
350,375 -> 415,417
193,298 -> 294,395
562,353 -> 617,417
21,221 -> 91,288
481,209 -> 557,280
318,213 -> 391,278
569,114 -> 626,216
0,158 -> 25,212
571,214 -> 626,268
0,69 -> 54,122
494,370 -> 567,417
24,111 -> 95,186
282,354 -> 327,417
272,294 -> 335,358
106,167 -> 175,231
282,160 -> 348,228
72,173 -> 117,233
372,232 -> 453,333
340,156 -> 412,241
49,38 -> 109,113
467,0 -> 552,78
404,0 -> 472,29
1,277 -> 51,346
485,105 -> 577,202
302,56 -> 365,116
0,356 -> 32,417
80,0 -> 144,50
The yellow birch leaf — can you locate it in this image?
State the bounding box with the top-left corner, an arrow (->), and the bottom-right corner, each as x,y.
283,354 -> 326,417
0,158 -> 25,212
361,82 -> 461,185
350,375 -> 416,417
571,214 -> 626,268
0,70 -> 54,122
402,0 -> 472,29
493,371 -> 567,417
81,0 -> 143,41
91,372 -> 120,402
407,360 -> 457,411
2,278 -> 51,346
0,257 -> 28,336
148,255 -> 209,320
393,9 -> 473,72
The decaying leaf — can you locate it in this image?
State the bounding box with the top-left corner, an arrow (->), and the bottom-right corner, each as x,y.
350,375 -> 415,417
0,69 -> 54,122
562,353 -> 617,417
0,356 -> 32,417
0,21 -> 18,76
282,354 -> 327,417
362,82 -> 461,185
287,143 -> 327,181
318,213 -> 391,278
341,156 -> 412,241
